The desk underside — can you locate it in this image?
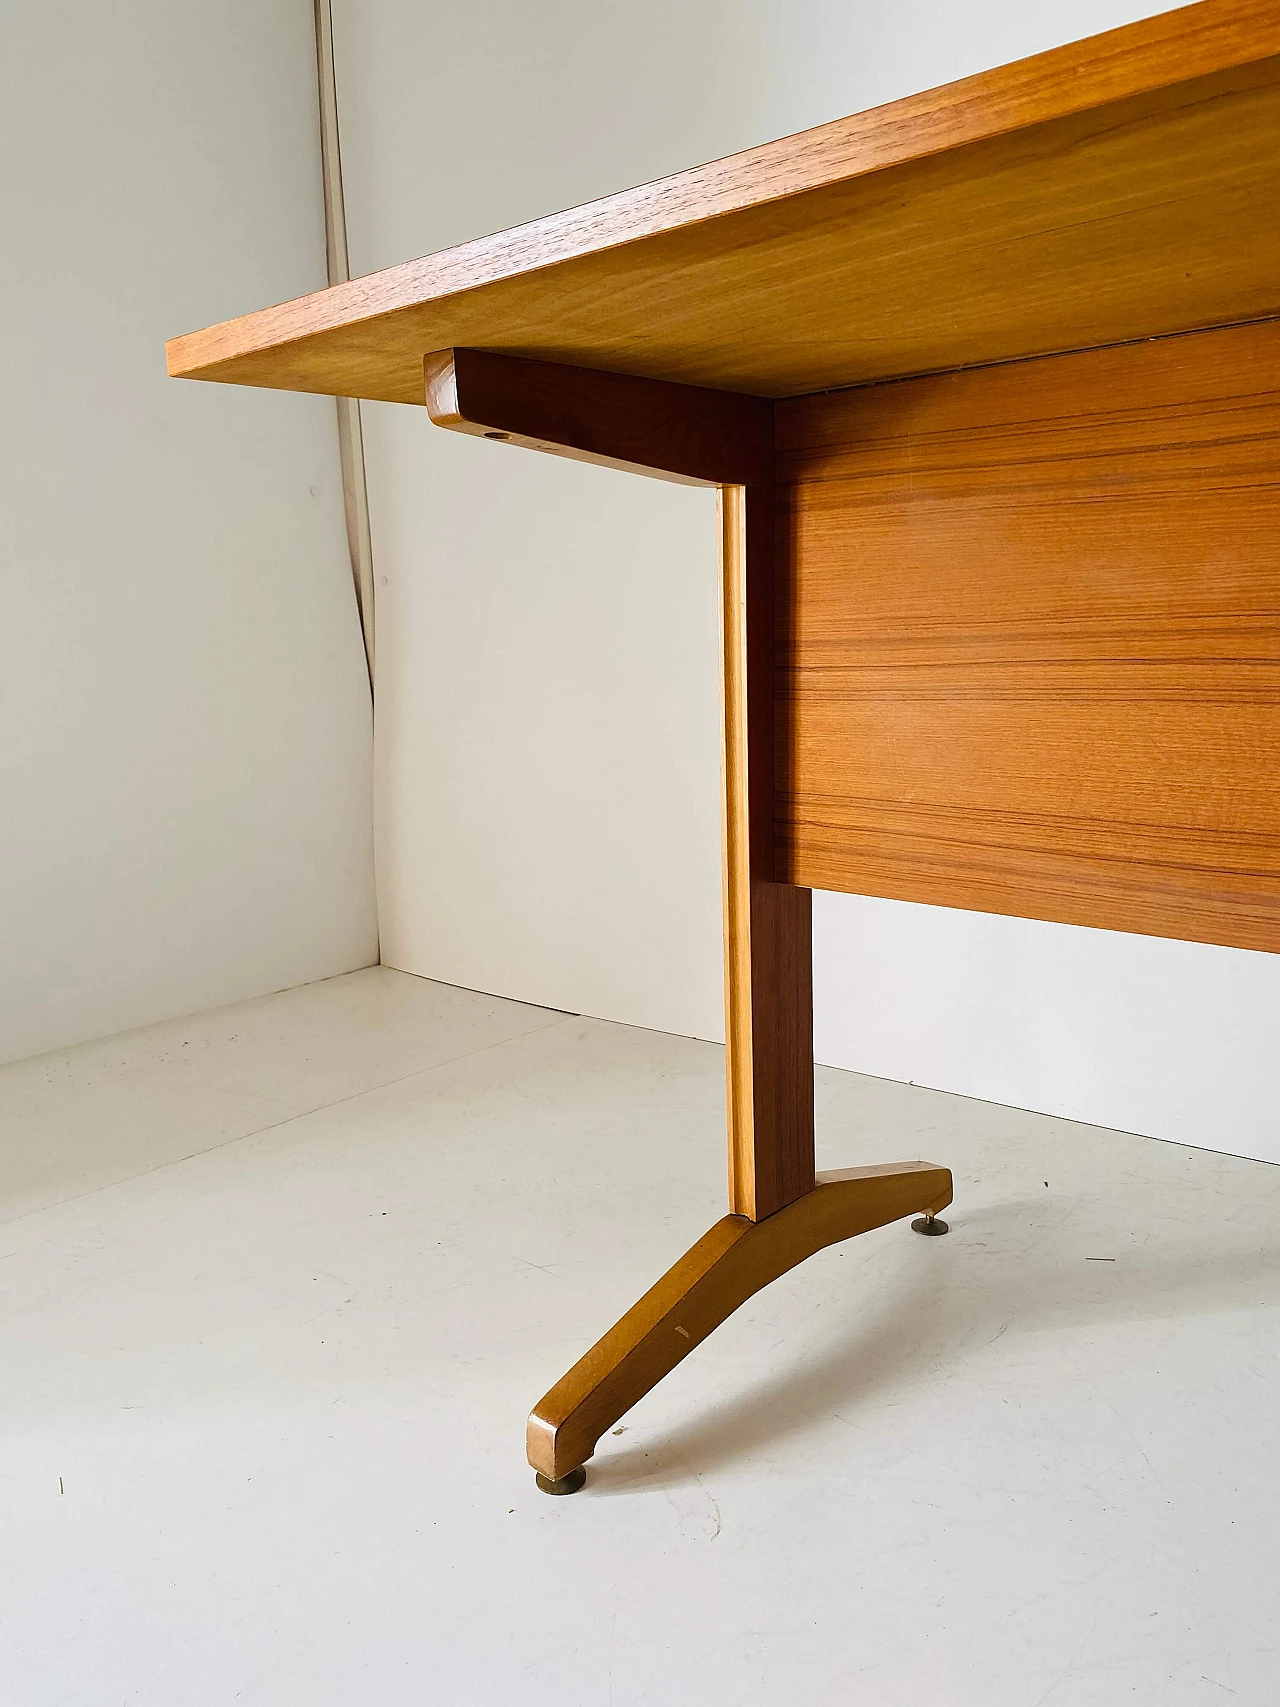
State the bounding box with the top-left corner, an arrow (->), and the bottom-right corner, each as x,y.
167,10 -> 1280,406
775,317 -> 1280,953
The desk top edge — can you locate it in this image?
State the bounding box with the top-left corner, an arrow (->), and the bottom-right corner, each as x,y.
165,0 -> 1280,394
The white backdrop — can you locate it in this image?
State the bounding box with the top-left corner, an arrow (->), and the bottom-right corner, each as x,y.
0,0 -> 378,1066
334,0 -> 1280,1162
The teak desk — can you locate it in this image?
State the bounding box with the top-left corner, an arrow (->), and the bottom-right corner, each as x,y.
169,0 -> 1280,1494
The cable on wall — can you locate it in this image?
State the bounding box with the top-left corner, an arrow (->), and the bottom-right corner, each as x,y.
314,0 -> 375,686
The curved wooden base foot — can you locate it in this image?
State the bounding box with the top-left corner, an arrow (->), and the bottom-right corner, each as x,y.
527,1160 -> 952,1480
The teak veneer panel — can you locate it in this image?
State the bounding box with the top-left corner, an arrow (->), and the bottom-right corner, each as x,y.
774,318 -> 1280,952
168,0 -> 1280,404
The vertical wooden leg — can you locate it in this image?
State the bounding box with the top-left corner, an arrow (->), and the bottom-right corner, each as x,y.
719,483 -> 815,1221
417,351 -> 948,1488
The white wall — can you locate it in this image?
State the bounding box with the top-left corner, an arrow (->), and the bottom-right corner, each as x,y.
334,0 -> 1280,1163
0,0 -> 378,1067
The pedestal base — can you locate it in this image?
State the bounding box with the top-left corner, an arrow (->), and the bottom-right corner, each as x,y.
527,1160 -> 953,1483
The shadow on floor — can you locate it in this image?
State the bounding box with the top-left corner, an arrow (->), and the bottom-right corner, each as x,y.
582,1189 -> 1280,1494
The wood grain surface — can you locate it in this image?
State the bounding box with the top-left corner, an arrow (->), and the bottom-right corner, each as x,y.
168,1 -> 1280,405
526,1162 -> 953,1480
774,317 -> 1280,951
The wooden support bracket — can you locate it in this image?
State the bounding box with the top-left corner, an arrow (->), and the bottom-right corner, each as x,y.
424,346 -> 772,486
425,349 -> 950,1486
426,348 -> 813,1223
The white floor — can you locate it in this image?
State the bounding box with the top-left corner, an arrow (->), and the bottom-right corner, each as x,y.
2,968 -> 1278,1706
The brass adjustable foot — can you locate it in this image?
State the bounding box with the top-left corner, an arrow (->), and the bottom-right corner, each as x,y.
911,1212 -> 949,1236
535,1467 -> 587,1496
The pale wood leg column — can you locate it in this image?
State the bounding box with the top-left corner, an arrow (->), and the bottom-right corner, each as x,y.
718,481 -> 815,1221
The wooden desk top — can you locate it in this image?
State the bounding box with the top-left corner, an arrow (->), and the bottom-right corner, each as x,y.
167,0 -> 1280,406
